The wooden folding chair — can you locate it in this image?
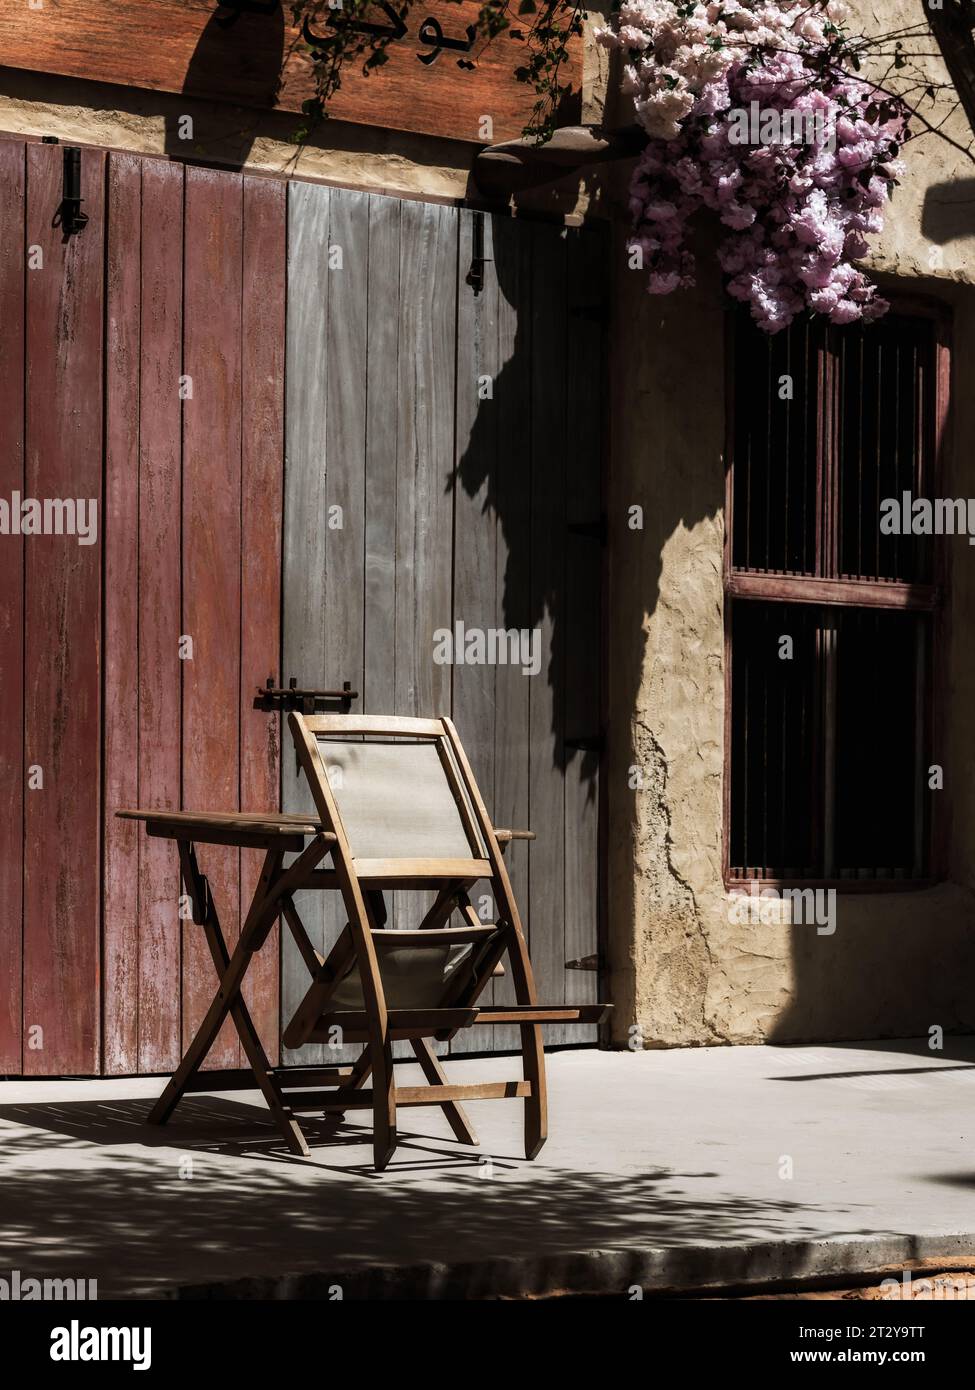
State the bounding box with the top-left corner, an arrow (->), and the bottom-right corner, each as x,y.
120,713 -> 608,1170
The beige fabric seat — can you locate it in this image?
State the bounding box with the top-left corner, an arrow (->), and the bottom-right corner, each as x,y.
328,933 -> 477,1011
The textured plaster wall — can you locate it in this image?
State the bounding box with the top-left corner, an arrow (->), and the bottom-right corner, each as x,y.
606,258 -> 975,1049
606,1 -> 975,1048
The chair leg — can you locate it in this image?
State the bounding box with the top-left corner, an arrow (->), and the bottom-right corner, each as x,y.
521,1023 -> 547,1160
371,1038 -> 397,1171
323,1046 -> 372,1123
410,1038 -> 479,1147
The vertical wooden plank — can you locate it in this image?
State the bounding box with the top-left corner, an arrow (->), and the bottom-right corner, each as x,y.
103,152 -> 142,1074
23,143 -> 105,1074
394,200 -> 457,719
282,179 -> 330,1065
484,213 -> 533,1055
317,186 -> 369,1062
451,209 -> 500,1055
324,187 -> 368,706
240,174 -> 286,1061
0,140 -> 25,1073
563,226 -> 604,1044
363,193 -> 401,716
360,193 -> 410,1051
390,201 -> 456,959
182,165 -> 242,1066
138,157 -> 184,1072
528,220 -> 568,1046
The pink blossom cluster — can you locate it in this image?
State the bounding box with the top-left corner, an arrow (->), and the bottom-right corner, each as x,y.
598,2 -> 906,331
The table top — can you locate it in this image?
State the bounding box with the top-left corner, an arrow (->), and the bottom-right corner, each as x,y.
116,808 -> 334,850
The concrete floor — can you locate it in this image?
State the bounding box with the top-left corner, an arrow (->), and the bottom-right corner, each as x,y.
2,1038 -> 975,1298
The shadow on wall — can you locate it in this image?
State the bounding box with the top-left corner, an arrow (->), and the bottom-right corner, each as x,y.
449,207 -> 604,788
164,2 -> 286,164
921,178 -> 975,251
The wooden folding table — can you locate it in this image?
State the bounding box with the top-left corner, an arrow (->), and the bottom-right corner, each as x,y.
116,809 -> 338,1157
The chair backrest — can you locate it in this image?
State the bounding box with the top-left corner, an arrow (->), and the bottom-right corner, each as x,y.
288,714 -> 492,878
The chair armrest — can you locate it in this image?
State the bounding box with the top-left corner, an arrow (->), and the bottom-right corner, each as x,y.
494,828 -> 536,855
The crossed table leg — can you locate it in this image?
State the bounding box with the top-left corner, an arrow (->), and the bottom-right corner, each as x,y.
147,834 -> 333,1157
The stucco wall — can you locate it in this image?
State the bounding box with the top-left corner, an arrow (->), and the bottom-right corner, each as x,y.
605,258 -> 975,1048
605,1 -> 975,1048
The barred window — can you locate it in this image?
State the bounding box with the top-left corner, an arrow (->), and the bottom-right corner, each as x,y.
725,307 -> 947,884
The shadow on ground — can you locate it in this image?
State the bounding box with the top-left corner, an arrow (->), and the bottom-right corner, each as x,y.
0,1092 -> 872,1299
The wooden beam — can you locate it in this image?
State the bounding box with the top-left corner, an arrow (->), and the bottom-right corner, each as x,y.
289,1081 -> 532,1110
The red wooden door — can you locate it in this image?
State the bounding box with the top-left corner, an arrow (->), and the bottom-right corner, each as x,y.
0,137 -> 285,1075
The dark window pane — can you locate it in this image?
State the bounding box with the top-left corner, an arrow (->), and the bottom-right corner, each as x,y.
833,608 -> 923,876
836,315 -> 936,583
729,601 -> 818,875
731,311 -> 821,576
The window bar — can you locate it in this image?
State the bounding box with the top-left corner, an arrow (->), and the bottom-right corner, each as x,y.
743,323 -> 753,570
783,330 -> 791,572
741,642 -> 749,873
821,615 -> 837,879
765,333 -> 773,570
857,328 -> 864,579
913,616 -> 926,878
874,334 -> 883,581
893,330 -> 902,581
780,632 -> 788,871
762,620 -> 769,874
914,333 -> 926,583
868,608 -> 879,880
800,321 -> 809,572
830,331 -> 841,579
814,329 -> 826,578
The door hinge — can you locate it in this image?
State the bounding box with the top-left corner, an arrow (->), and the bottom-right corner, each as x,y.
566,954 -> 602,972
466,210 -> 492,296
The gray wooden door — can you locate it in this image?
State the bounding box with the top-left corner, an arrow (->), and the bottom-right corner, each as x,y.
283,184 -> 605,1058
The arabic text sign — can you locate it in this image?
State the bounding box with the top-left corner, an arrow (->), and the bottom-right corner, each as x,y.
0,0 -> 582,144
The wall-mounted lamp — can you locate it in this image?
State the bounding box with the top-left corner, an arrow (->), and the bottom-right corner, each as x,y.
471,124 -> 647,201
